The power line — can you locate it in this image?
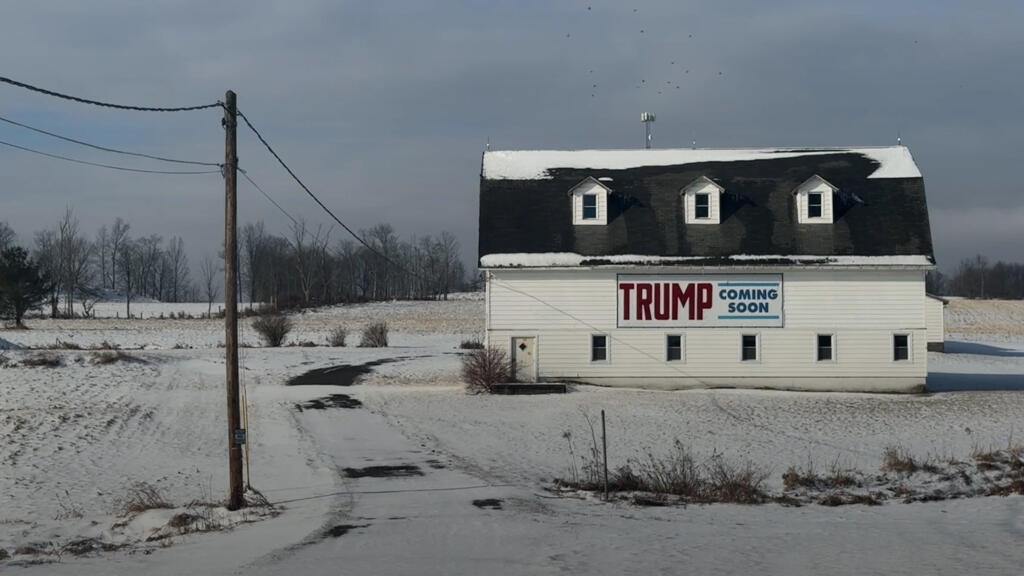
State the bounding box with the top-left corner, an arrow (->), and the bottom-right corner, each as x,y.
0,114 -> 221,167
238,167 -> 299,228
236,108 -> 420,279
0,75 -> 223,112
0,138 -> 222,175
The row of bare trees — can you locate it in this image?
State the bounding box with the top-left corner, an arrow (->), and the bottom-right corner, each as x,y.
241,220 -> 468,309
0,209 -> 469,318
928,256 -> 1024,299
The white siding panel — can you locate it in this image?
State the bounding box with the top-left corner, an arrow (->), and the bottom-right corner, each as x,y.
487,268 -> 928,390
926,297 -> 945,343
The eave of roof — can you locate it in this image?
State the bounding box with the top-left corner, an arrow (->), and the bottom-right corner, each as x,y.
480,252 -> 935,269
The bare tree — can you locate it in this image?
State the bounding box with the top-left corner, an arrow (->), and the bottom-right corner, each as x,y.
241,221 -> 266,308
109,217 -> 130,293
200,254 -> 220,317
57,208 -> 94,317
118,239 -> 137,317
166,236 -> 189,303
32,230 -> 59,318
95,225 -> 109,291
0,221 -> 15,251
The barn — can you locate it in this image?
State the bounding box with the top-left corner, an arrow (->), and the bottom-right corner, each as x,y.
478,146 -> 935,393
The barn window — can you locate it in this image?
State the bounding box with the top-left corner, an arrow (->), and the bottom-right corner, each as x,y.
582,194 -> 598,220
893,334 -> 910,361
666,334 -> 683,362
817,334 -> 834,361
741,334 -> 759,362
808,192 -> 823,219
591,334 -> 608,362
694,194 -> 710,219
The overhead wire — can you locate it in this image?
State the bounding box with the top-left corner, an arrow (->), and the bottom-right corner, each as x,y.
0,113 -> 221,167
0,75 -> 223,112
0,138 -> 222,175
238,167 -> 299,228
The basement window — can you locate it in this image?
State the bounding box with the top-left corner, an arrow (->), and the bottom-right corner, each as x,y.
666,334 -> 683,362
694,193 -> 710,219
582,194 -> 598,220
807,192 -> 823,219
591,334 -> 608,362
741,334 -> 759,362
817,334 -> 834,362
893,334 -> 910,362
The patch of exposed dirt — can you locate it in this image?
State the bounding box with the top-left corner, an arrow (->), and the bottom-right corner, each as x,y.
324,524 -> 369,538
342,465 -> 423,479
471,498 -> 503,510
286,358 -> 407,387
295,394 -> 363,411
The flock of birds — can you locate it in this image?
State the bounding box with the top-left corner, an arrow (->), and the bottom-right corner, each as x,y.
564,5 -> 726,99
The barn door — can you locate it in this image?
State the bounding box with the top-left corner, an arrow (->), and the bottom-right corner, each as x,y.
511,337 -> 536,382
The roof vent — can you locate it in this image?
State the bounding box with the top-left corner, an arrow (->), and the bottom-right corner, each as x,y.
641,112 -> 656,149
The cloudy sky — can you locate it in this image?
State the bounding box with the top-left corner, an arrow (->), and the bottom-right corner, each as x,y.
1,0 -> 1021,272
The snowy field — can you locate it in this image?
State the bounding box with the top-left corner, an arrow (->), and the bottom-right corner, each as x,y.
1,296 -> 1023,574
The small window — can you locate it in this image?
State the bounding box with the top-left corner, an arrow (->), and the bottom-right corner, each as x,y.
817,334 -> 834,361
741,334 -> 758,362
667,334 -> 682,362
808,193 -> 823,219
591,334 -> 608,362
893,334 -> 910,361
694,193 -> 710,219
582,194 -> 598,220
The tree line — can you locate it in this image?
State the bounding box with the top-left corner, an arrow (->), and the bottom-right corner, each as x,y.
927,255 -> 1024,299
0,209 -> 470,321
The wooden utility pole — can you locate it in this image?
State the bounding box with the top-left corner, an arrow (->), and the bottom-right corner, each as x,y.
224,90 -> 244,510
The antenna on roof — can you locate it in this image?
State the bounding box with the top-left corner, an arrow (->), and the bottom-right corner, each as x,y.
897,131 -> 902,146
641,112 -> 655,149
485,136 -> 491,151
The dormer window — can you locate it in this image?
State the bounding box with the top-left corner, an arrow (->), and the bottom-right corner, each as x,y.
681,176 -> 724,224
807,192 -> 823,219
582,194 -> 598,220
694,193 -> 710,219
794,175 -> 838,224
569,177 -> 611,225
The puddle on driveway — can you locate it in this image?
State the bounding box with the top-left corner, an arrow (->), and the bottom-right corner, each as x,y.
342,465 -> 424,479
286,357 -> 408,387
295,394 -> 363,411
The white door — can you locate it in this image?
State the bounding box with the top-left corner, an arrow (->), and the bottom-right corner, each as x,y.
511,337 -> 536,382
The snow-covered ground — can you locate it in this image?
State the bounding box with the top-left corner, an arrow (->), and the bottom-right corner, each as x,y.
1,298 -> 1023,574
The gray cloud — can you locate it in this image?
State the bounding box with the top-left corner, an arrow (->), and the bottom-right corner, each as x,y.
1,0 -> 1021,272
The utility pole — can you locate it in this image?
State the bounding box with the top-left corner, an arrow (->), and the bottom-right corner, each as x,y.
223,90 -> 244,510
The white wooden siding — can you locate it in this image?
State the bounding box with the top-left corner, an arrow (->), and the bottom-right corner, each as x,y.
487,268 -> 927,390
925,296 -> 944,344
571,180 -> 608,225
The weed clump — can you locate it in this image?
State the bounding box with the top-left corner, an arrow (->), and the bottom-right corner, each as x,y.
328,326 -> 348,347
461,347 -> 510,394
252,314 -> 293,347
358,322 -> 389,348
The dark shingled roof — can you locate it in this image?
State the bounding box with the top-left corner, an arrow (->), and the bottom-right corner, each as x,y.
478,148 -> 934,267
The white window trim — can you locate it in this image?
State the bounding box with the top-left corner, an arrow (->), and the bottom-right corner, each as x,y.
892,332 -> 912,363
694,193 -> 711,220
740,333 -> 760,363
815,333 -> 836,363
807,192 -> 824,220
591,333 -> 610,363
666,333 -> 685,363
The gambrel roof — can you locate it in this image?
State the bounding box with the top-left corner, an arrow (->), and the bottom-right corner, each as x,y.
478,146 -> 933,268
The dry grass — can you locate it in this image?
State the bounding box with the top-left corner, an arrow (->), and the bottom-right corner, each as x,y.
459,338 -> 485,350
21,352 -> 61,368
782,458 -> 859,491
90,350 -> 139,365
116,482 -> 172,517
328,326 -> 348,347
358,322 -> 389,348
881,445 -> 940,475
56,340 -> 82,350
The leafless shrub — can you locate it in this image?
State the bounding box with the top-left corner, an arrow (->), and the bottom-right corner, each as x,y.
783,457 -> 859,491
358,322 -> 389,348
117,482 -> 172,517
328,326 -> 348,347
882,445 -> 940,475
459,338 -> 484,350
252,314 -> 293,347
54,490 -> 84,521
706,453 -> 769,504
21,352 -> 61,368
461,347 -> 510,393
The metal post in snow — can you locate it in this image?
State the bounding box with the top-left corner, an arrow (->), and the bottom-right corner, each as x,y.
601,410 -> 609,501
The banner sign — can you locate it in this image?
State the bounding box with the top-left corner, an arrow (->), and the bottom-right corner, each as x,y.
617,274 -> 784,327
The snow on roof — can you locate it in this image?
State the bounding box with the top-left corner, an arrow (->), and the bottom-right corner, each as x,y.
482,146 -> 921,181
480,253 -> 934,269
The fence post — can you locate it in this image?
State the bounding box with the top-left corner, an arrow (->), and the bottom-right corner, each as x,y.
602,409 -> 608,501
